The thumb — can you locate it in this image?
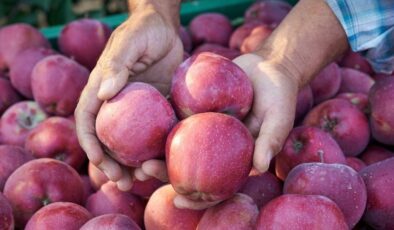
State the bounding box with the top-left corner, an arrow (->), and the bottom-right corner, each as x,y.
97,67 -> 130,100
253,108 -> 295,173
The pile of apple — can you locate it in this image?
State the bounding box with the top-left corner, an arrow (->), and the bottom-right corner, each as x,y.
1,0 -> 394,229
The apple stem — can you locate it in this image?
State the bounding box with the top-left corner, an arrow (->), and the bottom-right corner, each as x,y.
317,150 -> 325,163
42,197 -> 51,206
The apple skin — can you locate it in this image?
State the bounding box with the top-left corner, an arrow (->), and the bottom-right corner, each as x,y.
240,25 -> 273,53
256,194 -> 348,230
339,50 -> 374,75
81,214 -> 141,230
303,98 -> 370,156
192,43 -> 240,60
239,170 -> 282,208
275,126 -> 346,180
360,145 -> 394,165
0,101 -> 48,147
0,145 -> 34,191
179,26 -> 192,52
144,184 -> 204,230
284,163 -> 367,228
310,62 -> 342,104
359,158 -> 394,230
96,82 -> 177,167
0,23 -> 50,72
336,92 -> 369,114
25,116 -> 86,170
25,202 -> 92,230
198,193 -> 259,230
9,47 -> 56,98
189,13 -> 233,46
170,52 -> 253,120
0,192 -> 14,230
369,77 -> 394,145
31,55 -> 89,116
58,19 -> 112,70
229,22 -> 262,50
346,157 -> 367,172
166,112 -> 254,202
338,68 -> 375,94
244,0 -> 292,28
295,84 -> 314,124
3,158 -> 84,228
85,181 -> 145,227
0,78 -> 22,115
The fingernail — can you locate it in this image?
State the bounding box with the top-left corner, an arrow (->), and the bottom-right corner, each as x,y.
134,168 -> 151,181
98,79 -> 113,97
117,178 -> 133,191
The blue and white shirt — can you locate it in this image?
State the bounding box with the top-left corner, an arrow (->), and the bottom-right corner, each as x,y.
326,0 -> 394,74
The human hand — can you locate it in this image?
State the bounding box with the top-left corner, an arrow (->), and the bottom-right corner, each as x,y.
75,7 -> 183,191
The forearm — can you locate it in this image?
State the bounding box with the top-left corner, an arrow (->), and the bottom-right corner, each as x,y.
128,0 -> 181,30
255,0 -> 349,88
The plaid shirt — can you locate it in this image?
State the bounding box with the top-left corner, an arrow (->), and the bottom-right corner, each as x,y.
326,0 -> 394,74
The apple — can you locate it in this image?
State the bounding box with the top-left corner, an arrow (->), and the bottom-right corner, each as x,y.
81,214 -> 141,230
336,92 -> 369,114
81,175 -> 95,204
88,162 -> 108,190
338,68 -> 375,94
170,52 -> 253,119
144,184 -> 204,230
310,62 -> 341,104
360,158 -> 394,229
179,26 -> 192,52
0,101 -> 48,146
240,25 -> 273,53
25,116 -> 86,170
369,77 -> 394,145
3,158 -> 84,228
58,19 -> 111,70
25,202 -> 92,230
339,50 -> 374,75
360,145 -> 394,165
295,84 -> 314,124
9,47 -> 55,98
256,194 -> 348,229
346,157 -> 367,172
0,145 -> 33,191
0,192 -> 14,230
0,23 -> 50,73
85,181 -> 145,227
189,13 -> 233,46
192,43 -> 241,60
229,22 -> 261,50
197,193 -> 259,230
96,82 -> 177,167
275,126 -> 346,180
0,78 -> 21,115
284,163 -> 367,228
166,112 -> 254,202
303,98 -> 370,156
31,55 -> 89,116
244,0 -> 292,28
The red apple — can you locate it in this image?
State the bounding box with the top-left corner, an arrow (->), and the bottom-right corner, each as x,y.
229,22 -> 261,50
0,23 -> 50,73
192,43 -> 241,60
346,157 -> 367,172
360,144 -> 394,165
9,47 -> 56,98
336,92 -> 369,114
31,55 -> 89,116
179,26 -> 192,52
284,163 -> 367,228
81,214 -> 141,230
360,158 -> 394,229
197,193 -> 259,230
85,181 -> 145,227
3,158 -> 84,228
0,192 -> 14,230
189,13 -> 233,46
25,202 -> 92,230
275,126 -> 346,180
244,0 -> 292,28
58,19 -> 111,70
295,84 -> 314,124
144,184 -> 204,230
338,68 -> 375,94
166,112 -> 254,202
240,25 -> 273,53
303,98 -> 370,156
310,62 -> 342,104
239,170 -> 282,208
0,145 -> 33,191
0,78 -> 21,115
96,82 -> 177,167
88,162 -> 108,190
339,50 -> 374,75
0,101 -> 48,146
170,52 -> 253,119
369,77 -> 394,145
81,175 -> 95,203
25,116 -> 86,170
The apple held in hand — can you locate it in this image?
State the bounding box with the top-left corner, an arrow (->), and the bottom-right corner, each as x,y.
166,112 -> 254,202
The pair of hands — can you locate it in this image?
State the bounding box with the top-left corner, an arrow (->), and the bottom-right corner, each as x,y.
75,11 -> 299,209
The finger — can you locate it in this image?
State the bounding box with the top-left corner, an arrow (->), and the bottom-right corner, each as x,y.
116,167 -> 134,191
253,107 -> 295,173
243,114 -> 263,137
134,168 -> 152,181
97,154 -> 123,182
97,67 -> 129,100
141,159 -> 168,182
75,69 -> 105,165
173,195 -> 221,210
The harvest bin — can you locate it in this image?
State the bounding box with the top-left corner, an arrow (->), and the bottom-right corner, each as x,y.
40,0 -> 298,44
